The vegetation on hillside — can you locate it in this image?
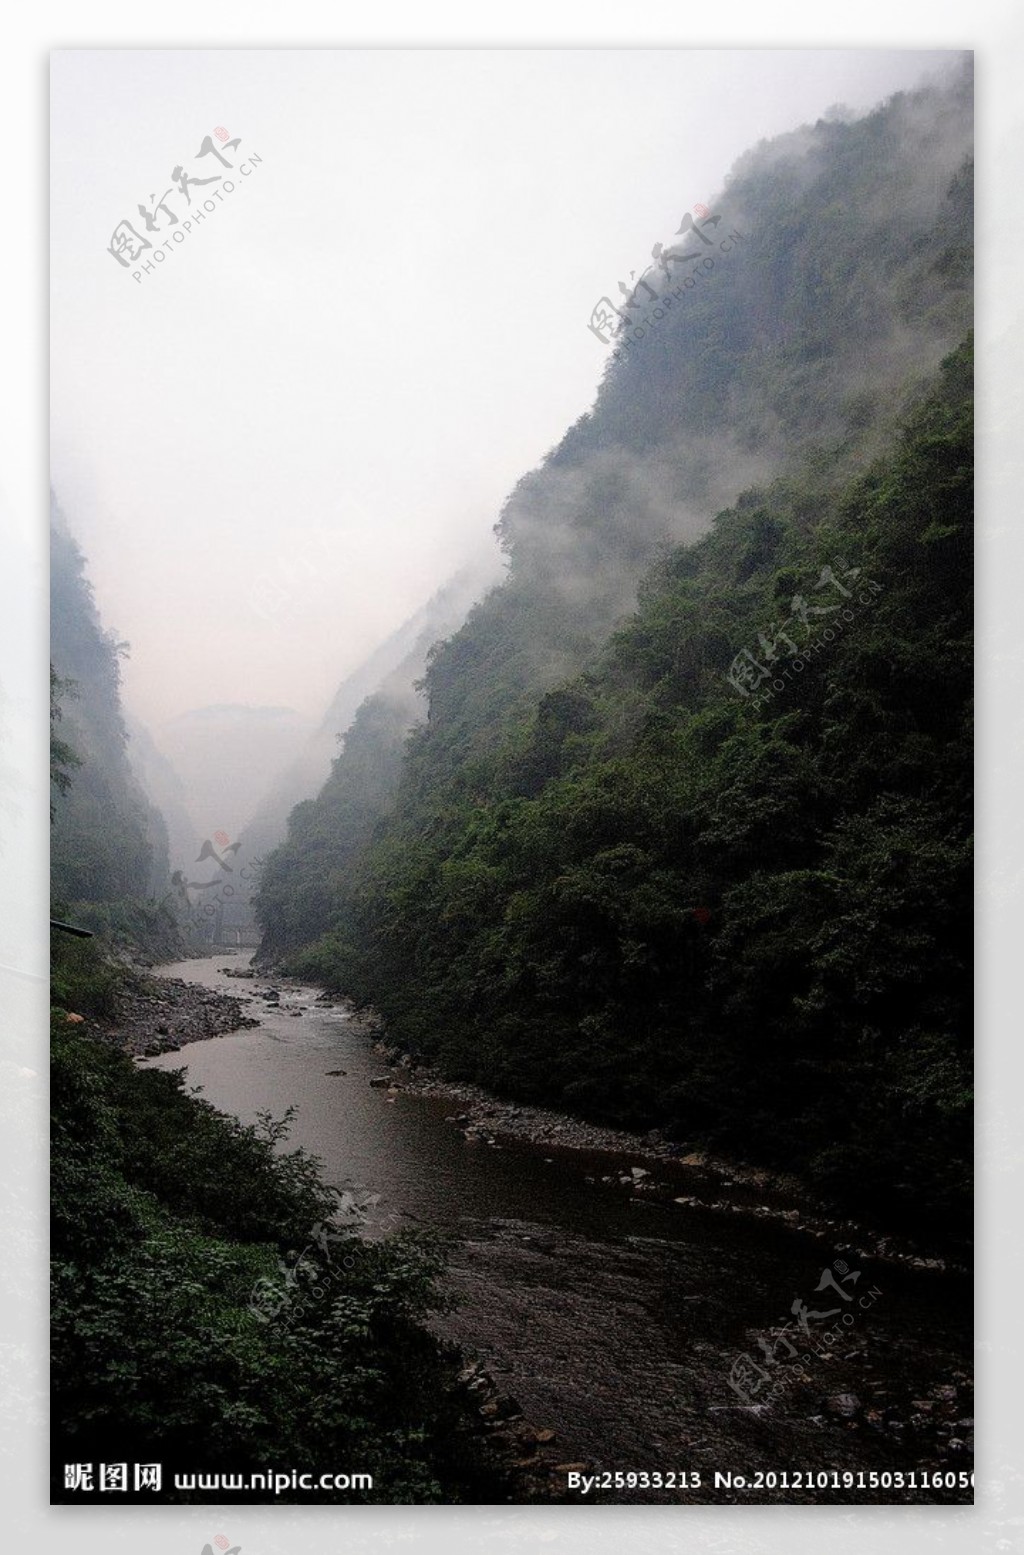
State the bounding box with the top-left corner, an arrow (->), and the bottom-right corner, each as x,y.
257,69 -> 973,1241
49,528 -> 503,1502
50,946 -> 504,1503
50,501 -> 183,958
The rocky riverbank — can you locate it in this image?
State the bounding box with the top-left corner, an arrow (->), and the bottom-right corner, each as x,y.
366,1040 -> 958,1276
194,964 -> 969,1281
99,951 -> 961,1276
84,971 -> 260,1057
130,957 -> 972,1504
434,1216 -> 973,1505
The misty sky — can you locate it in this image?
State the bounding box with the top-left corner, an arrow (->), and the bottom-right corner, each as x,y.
51,48 -> 955,733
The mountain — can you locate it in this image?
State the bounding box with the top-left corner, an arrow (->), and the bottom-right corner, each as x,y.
123,712 -> 199,878
254,63 -> 973,1236
50,498 -> 180,952
239,556 -> 500,869
153,703 -> 315,847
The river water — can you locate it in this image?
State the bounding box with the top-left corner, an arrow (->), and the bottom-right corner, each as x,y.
142,954 -> 973,1504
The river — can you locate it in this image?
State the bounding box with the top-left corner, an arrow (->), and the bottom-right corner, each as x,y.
141,954 -> 973,1505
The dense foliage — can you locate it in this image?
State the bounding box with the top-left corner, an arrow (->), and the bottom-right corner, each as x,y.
50,516 -> 501,1502
50,500 -> 183,957
256,692 -> 418,961
257,70 -> 973,1241
280,341 -> 972,1239
51,965 -> 504,1503
260,69 -> 972,957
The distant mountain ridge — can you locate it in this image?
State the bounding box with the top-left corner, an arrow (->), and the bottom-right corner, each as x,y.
238,555 -> 501,865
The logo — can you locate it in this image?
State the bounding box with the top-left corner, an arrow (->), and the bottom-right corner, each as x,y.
107,126 -> 264,283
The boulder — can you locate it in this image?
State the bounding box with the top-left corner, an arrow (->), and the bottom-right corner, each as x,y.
826,1393 -> 862,1418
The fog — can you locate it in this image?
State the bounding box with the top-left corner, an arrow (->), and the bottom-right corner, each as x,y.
50,47 -> 955,830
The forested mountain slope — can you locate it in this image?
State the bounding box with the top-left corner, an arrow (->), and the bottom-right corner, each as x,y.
50,500 -> 179,951
256,67 -> 973,1235
244,559 -> 498,892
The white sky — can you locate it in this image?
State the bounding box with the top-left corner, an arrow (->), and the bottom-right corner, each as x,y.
51,48 -> 954,727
